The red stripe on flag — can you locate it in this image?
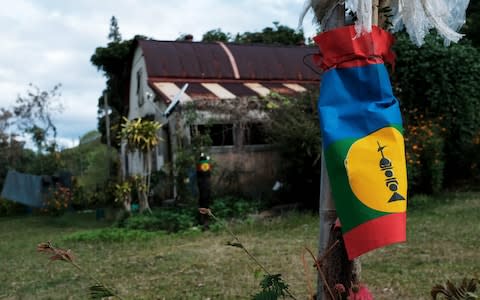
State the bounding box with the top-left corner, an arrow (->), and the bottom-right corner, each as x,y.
343,212 -> 406,260
313,25 -> 396,71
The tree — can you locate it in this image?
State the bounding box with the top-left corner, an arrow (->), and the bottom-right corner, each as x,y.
234,22 -> 305,45
0,110 -> 28,215
176,33 -> 194,41
199,23 -> 306,45
108,16 -> 122,42
91,18 -> 140,148
59,130 -> 117,209
119,117 -> 162,213
13,83 -> 63,153
202,29 -> 231,42
0,109 -> 23,188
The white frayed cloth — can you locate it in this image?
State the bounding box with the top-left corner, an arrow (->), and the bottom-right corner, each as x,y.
300,0 -> 470,46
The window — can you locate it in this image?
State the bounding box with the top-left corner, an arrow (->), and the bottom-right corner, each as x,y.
194,124 -> 234,146
137,69 -> 144,106
243,123 -> 268,145
136,70 -> 141,94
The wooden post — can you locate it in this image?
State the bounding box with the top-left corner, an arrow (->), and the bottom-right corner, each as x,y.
104,91 -> 112,178
378,0 -> 391,28
317,3 -> 345,299
317,2 -> 361,299
372,0 -> 380,27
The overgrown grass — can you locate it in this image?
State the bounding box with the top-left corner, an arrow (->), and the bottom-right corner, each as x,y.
0,192 -> 478,299
361,192 -> 480,299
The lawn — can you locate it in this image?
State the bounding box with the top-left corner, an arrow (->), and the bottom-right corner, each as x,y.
0,192 -> 478,299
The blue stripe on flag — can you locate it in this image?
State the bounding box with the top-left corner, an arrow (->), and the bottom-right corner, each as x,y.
318,63 -> 403,149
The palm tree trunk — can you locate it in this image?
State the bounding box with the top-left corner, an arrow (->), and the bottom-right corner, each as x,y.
139,151 -> 152,213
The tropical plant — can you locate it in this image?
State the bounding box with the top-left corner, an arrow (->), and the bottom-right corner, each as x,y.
114,179 -> 133,213
119,117 -> 162,212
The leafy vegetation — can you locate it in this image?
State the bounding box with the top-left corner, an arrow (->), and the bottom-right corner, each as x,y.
263,91 -> 321,210
201,22 -> 305,45
252,274 -> 291,300
209,195 -> 260,219
121,209 -> 196,233
114,196 -> 259,233
13,83 -> 63,153
41,184 -> 73,216
393,32 -> 480,193
90,16 -> 143,148
233,22 -> 305,45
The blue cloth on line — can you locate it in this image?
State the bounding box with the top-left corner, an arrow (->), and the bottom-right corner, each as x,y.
1,170 -> 44,207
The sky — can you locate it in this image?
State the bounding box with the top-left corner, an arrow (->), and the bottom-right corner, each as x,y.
0,0 -> 318,149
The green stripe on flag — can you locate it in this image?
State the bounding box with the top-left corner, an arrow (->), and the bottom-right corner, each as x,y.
323,124 -> 404,232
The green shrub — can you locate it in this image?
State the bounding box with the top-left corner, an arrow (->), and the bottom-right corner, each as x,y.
115,196 -> 259,233
210,196 -> 260,219
122,208 -> 196,233
404,114 -> 445,194
0,198 -> 25,216
41,184 -> 72,216
63,228 -> 160,242
262,91 -> 321,210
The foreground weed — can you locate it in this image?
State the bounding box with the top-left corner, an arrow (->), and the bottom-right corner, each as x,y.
431,278 -> 478,300
199,208 -> 296,300
37,241 -> 122,299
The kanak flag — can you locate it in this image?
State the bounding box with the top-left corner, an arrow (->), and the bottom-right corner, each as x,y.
314,26 -> 407,260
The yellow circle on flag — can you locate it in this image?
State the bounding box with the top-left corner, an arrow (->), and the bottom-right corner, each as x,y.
200,162 -> 210,172
344,127 -> 407,213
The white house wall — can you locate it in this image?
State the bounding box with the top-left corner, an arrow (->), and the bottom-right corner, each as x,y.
128,47 -> 158,120
128,150 -> 144,176
126,47 -> 169,178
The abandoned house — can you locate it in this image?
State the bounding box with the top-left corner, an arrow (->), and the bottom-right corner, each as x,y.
123,38 -> 320,201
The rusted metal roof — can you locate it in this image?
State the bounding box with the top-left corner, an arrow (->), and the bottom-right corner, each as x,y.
138,39 -> 320,82
137,39 -> 320,103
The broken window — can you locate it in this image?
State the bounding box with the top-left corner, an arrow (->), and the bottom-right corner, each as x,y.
194,124 -> 234,146
243,123 -> 268,145
137,69 -> 144,106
